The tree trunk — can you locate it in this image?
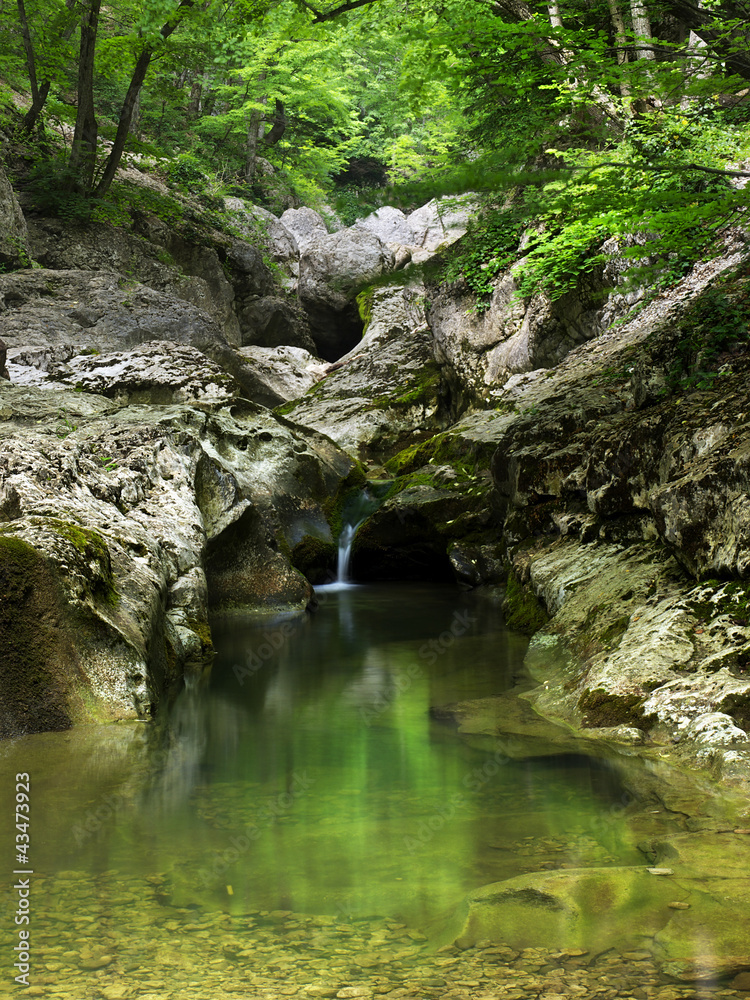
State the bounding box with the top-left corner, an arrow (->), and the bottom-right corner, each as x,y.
187,78 -> 203,118
94,50 -> 151,197
18,0 -> 77,134
17,0 -> 40,107
94,3 -> 193,198
264,99 -> 286,146
607,0 -> 632,97
630,0 -> 656,59
69,0 -> 101,194
245,72 -> 268,183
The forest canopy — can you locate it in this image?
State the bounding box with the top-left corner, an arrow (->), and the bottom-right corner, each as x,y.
1,0 -> 749,294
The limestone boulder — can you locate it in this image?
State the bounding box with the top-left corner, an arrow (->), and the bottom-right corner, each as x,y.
0,164 -> 30,270
280,281 -> 449,459
238,295 -> 317,355
238,345 -> 327,404
0,380 -> 357,737
436,854 -> 750,980
279,207 -> 328,254
297,227 -> 395,360
20,340 -> 242,405
224,198 -> 299,274
355,206 -> 416,245
407,195 -> 476,252
427,269 -> 607,398
0,269 -> 227,356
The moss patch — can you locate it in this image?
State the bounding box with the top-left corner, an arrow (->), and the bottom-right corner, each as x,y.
579,688 -> 656,730
47,518 -> 118,606
384,429 -> 497,478
0,535 -> 81,736
291,535 -> 337,583
502,572 -> 550,635
322,464 -> 369,540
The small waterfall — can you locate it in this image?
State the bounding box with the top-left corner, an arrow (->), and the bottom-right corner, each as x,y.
321,488 -> 380,590
337,520 -> 359,583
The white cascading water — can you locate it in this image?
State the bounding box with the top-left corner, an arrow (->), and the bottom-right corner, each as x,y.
336,521 -> 359,584
318,488 -> 379,589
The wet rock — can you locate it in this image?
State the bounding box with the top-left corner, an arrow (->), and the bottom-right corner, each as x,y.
435,867 -> 679,953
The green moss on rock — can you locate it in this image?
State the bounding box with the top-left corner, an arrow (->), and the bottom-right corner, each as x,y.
579,688 -> 656,730
47,518 -> 117,606
0,535 -> 81,736
502,572 -> 550,635
291,535 -> 337,583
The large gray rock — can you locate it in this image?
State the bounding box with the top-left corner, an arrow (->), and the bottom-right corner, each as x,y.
298,228 -> 395,360
0,269 -> 227,356
0,377 -> 356,737
11,340 -> 242,405
0,269 -> 290,408
427,270 -> 607,398
238,295 -> 317,355
355,206 -> 416,245
224,198 -> 299,275
238,345 -> 327,403
281,280 -> 449,459
0,163 -> 30,270
407,195 -> 476,253
279,207 -> 328,254
27,218 -> 250,344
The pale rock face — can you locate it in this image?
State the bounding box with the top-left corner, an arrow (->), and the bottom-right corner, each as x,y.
238,345 -> 327,402
0,374 -> 355,737
427,270 -> 607,396
224,198 -> 299,275
355,206 -> 416,245
0,163 -> 30,269
297,227 -> 395,360
13,340 -> 241,405
406,195 -> 476,251
279,207 -> 329,254
283,280 -> 447,459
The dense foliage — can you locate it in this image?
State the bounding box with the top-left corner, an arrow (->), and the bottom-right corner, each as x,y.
0,0 -> 749,292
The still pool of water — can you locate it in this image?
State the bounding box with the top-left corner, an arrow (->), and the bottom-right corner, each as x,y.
0,583 -> 707,996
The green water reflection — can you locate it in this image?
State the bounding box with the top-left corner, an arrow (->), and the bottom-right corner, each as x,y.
1,583 -> 643,930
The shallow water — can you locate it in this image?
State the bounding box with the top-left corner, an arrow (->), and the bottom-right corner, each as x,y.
0,583 -> 709,995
